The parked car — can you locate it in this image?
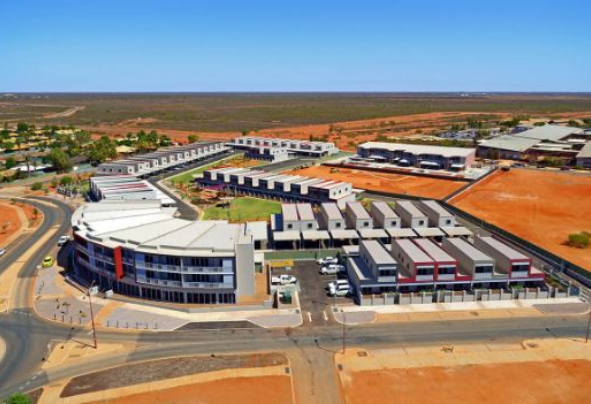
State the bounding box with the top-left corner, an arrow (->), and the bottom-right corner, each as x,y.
327,279 -> 349,291
42,256 -> 54,268
320,264 -> 345,275
57,235 -> 70,246
271,274 -> 298,285
317,256 -> 338,266
328,284 -> 351,297
0,248 -> 6,258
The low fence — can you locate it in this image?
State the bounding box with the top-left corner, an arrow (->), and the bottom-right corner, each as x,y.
359,286 -> 574,306
265,249 -> 341,261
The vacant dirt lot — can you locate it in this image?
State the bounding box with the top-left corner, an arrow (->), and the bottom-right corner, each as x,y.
88,375 -> 293,404
286,165 -> 465,199
342,359 -> 591,404
451,169 -> 591,271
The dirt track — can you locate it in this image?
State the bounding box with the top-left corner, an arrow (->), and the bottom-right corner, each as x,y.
286,165 -> 465,199
451,169 -> 591,271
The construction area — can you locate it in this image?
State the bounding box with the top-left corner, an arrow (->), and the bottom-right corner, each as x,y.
286,165 -> 466,199
450,169 -> 591,272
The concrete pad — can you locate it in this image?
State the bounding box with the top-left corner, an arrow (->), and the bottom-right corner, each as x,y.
35,295 -> 104,326
334,311 -> 376,325
248,313 -> 302,328
105,307 -> 188,331
534,302 -> 590,315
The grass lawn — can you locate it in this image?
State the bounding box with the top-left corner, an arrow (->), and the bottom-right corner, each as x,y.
202,197 -> 281,222
167,161 -> 221,185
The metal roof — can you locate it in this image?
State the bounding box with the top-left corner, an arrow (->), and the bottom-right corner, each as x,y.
412,227 -> 445,237
358,228 -> 388,239
371,201 -> 398,219
272,231 -> 301,241
478,135 -> 540,152
386,228 -> 418,238
346,201 -> 371,220
577,142 -> 591,158
414,238 -> 455,263
358,141 -> 475,158
395,200 -> 426,218
517,125 -> 582,142
419,200 -> 453,218
441,227 -> 473,237
301,230 -> 330,240
476,236 -> 528,260
296,203 -> 315,221
445,237 -> 494,262
281,204 -> 299,222
393,238 -> 434,263
321,203 -> 344,221
361,239 -> 397,265
329,229 -> 359,239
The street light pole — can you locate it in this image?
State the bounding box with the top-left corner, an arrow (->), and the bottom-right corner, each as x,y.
88,281 -> 98,349
585,301 -> 591,344
342,309 -> 346,354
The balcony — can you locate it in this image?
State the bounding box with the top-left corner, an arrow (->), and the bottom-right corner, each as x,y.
138,278 -> 182,288
183,281 -> 232,289
137,262 -> 182,273
182,266 -> 233,274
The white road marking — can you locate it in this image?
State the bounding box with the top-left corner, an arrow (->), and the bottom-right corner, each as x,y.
87,330 -> 94,335
307,311 -> 312,322
322,311 -> 328,321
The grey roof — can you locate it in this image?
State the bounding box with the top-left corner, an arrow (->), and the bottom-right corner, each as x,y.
393,239 -> 434,263
446,237 -> 493,262
296,203 -> 315,221
371,201 -> 398,219
362,239 -> 397,265
478,135 -> 540,152
419,200 -> 453,217
282,204 -> 299,222
321,203 -> 344,221
396,200 -> 426,218
414,238 -> 455,263
577,142 -> 591,159
517,125 -> 582,142
346,201 -> 371,220
476,236 -> 528,260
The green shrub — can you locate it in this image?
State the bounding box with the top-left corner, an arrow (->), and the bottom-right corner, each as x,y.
59,175 -> 73,186
566,232 -> 590,249
30,182 -> 43,191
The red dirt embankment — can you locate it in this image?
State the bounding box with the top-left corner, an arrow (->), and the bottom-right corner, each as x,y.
286,165 -> 465,199
451,169 -> 591,271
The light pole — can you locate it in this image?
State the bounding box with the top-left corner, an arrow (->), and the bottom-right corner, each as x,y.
88,280 -> 98,349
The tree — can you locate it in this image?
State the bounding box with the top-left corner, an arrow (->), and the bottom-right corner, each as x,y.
188,134 -> 199,144
16,122 -> 29,134
5,157 -> 17,170
60,175 -> 74,186
46,148 -> 72,173
159,134 -> 172,147
6,393 -> 32,404
241,130 -> 249,137
86,136 -> 117,164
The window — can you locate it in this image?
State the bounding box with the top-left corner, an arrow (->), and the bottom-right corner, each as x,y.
335,222 -> 342,228
418,220 -> 425,226
417,267 -> 433,276
475,265 -> 493,274
307,223 -> 313,229
391,221 -> 397,227
287,224 -> 293,230
438,266 -> 455,275
445,219 -> 452,225
363,221 -> 369,227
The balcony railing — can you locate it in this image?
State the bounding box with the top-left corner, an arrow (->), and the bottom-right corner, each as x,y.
183,281 -> 231,289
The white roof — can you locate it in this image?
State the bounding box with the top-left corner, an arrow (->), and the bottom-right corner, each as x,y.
446,237 -> 494,262
301,230 -> 330,240
412,227 -> 445,237
358,228 -> 388,239
346,201 -> 371,220
282,204 -> 299,222
296,203 -> 315,221
386,228 -> 418,238
441,226 -> 473,237
321,203 -> 344,221
517,125 -> 582,142
329,229 -> 359,239
419,200 -> 453,218
359,141 -> 475,158
273,231 -> 301,241
577,142 -> 591,159
414,238 -> 455,263
477,236 -> 529,260
371,201 -> 398,219
393,239 -> 434,263
362,239 -> 397,265
479,135 -> 540,152
396,200 -> 426,218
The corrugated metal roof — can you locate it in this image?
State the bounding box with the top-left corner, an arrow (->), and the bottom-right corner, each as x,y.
358,141 -> 475,158
517,125 -> 582,142
577,142 -> 591,158
478,135 -> 539,152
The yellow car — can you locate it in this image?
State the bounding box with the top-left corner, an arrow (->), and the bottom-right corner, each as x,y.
42,256 -> 54,268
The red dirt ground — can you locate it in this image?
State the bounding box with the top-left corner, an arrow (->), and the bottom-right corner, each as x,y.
342,359 -> 591,404
451,169 -> 591,271
286,165 -> 465,199
0,203 -> 22,245
89,375 -> 293,404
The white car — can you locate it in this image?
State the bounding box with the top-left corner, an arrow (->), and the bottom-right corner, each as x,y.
327,279 -> 349,291
320,264 -> 345,275
317,256 -> 339,266
57,235 -> 70,246
271,274 -> 298,285
328,284 -> 350,297
0,248 -> 6,257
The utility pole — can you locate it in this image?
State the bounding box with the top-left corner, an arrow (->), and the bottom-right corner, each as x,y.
88,281 -> 98,349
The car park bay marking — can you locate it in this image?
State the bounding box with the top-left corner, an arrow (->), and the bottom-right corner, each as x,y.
322,311 -> 328,321
307,311 -> 312,322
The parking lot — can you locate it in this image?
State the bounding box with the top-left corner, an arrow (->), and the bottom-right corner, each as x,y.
270,260 -> 353,326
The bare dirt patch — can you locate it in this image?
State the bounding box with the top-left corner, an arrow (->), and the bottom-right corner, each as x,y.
342,359 -> 591,404
451,169 -> 591,271
0,203 -> 22,245
61,353 -> 288,398
87,375 -> 293,404
286,165 -> 465,199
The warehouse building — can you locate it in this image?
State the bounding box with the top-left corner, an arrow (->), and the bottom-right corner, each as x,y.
356,142 -> 476,170
72,200 -> 265,305
229,136 -> 339,157
89,175 -> 175,206
199,168 -> 356,207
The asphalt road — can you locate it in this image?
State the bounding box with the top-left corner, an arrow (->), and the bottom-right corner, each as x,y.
1,196 -> 590,399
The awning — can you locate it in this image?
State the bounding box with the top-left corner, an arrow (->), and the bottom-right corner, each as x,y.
246,221 -> 268,241
413,227 -> 445,237
330,229 -> 359,240
451,163 -> 465,168
441,226 -> 474,237
358,228 -> 389,239
369,155 -> 388,161
398,159 -> 410,164
301,230 -> 330,241
342,245 -> 360,257
420,161 -> 441,167
272,231 -> 301,241
386,228 -> 417,238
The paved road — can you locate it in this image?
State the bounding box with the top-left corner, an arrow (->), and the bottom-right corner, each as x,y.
1,196 -> 591,400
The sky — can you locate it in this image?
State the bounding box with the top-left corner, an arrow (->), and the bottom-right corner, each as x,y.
0,0 -> 589,92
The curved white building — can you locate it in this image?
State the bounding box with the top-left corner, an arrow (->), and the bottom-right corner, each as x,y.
71,200 -> 266,304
